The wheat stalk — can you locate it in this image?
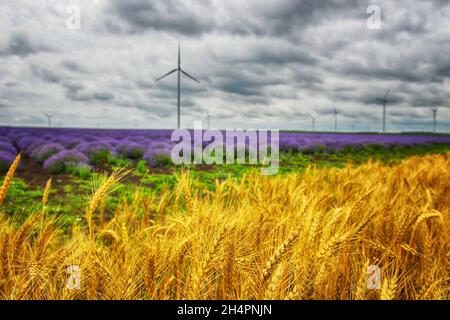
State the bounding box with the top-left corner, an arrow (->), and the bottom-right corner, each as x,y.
260,231 -> 299,293
86,169 -> 127,241
42,178 -> 52,208
0,152 -> 447,299
380,276 -> 397,300
0,153 -> 21,206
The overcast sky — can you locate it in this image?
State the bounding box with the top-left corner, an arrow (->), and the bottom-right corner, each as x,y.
1,0 -> 450,132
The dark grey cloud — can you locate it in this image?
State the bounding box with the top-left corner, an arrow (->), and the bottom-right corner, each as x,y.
106,0 -> 365,37
211,0 -> 365,37
62,80 -> 115,102
357,94 -> 404,106
214,68 -> 280,97
93,91 -> 115,101
233,0 -> 361,36
340,64 -> 443,84
65,89 -> 115,102
31,65 -> 61,83
227,46 -> 319,66
107,0 -> 215,35
134,101 -> 174,117
62,60 -> 86,73
63,80 -> 84,93
135,79 -> 153,89
0,32 -> 52,57
409,95 -> 449,107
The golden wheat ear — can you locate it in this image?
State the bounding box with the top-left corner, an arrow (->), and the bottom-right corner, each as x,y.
42,178 -> 52,208
0,153 -> 21,206
86,168 -> 128,241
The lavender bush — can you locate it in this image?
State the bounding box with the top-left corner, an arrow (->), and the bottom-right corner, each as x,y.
77,141 -> 111,155
144,148 -> 172,167
56,137 -> 82,149
31,143 -> 65,163
0,151 -> 15,172
0,136 -> 12,144
116,142 -> 145,159
0,142 -> 17,156
76,141 -> 112,165
17,136 -> 42,154
43,150 -> 89,174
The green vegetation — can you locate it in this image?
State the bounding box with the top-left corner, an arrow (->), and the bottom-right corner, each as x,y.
89,150 -> 111,166
67,165 -> 92,180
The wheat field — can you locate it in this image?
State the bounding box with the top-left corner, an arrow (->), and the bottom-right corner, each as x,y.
0,153 -> 449,300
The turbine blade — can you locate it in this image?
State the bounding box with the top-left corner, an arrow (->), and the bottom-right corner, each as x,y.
155,68 -> 178,81
384,90 -> 391,100
181,69 -> 200,83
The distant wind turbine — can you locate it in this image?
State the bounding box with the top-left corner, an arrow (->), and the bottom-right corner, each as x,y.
204,112 -> 211,130
309,114 -> 316,132
156,43 -> 200,129
44,112 -> 56,128
332,108 -> 339,132
376,90 -> 391,133
430,108 -> 438,133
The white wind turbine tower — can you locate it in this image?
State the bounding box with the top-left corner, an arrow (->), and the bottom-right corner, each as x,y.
332,108 -> 339,132
44,112 -> 56,128
204,112 -> 211,130
309,114 -> 316,132
430,108 -> 438,133
376,90 -> 391,133
156,43 -> 200,129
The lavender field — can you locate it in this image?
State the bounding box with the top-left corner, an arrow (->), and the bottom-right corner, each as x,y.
1,127 -> 450,173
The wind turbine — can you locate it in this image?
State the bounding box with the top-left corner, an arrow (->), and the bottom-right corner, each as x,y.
332,108 -> 339,132
155,43 -> 200,129
44,112 -> 56,128
204,112 -> 211,130
309,114 -> 316,132
430,108 -> 438,133
376,90 -> 391,133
